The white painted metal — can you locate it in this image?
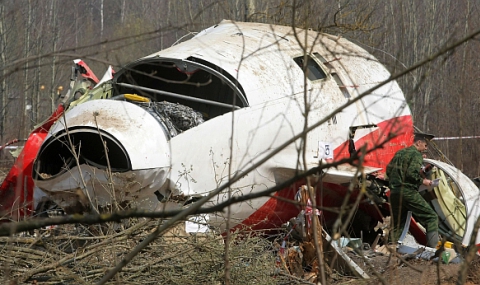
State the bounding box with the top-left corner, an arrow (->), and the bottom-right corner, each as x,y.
148,20 -> 410,123
35,21 -> 412,231
424,159 -> 480,247
94,65 -> 114,89
47,100 -> 170,170
35,165 -> 169,212
155,21 -> 410,229
321,164 -> 382,185
31,20 -> 480,262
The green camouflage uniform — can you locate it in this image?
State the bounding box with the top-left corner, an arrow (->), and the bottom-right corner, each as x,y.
386,145 -> 438,241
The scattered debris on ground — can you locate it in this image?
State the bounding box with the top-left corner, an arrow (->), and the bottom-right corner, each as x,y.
1,216 -> 480,284
1,175 -> 480,284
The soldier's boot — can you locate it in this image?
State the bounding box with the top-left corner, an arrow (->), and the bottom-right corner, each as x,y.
426,231 -> 439,248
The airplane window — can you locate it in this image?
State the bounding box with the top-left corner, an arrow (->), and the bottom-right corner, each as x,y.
113,57 -> 248,119
331,73 -> 351,99
310,52 -> 351,99
293,55 -> 327,81
313,52 -> 328,64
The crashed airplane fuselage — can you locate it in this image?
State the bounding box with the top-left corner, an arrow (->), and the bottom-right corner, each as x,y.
3,21 -> 480,250
35,20 -> 411,225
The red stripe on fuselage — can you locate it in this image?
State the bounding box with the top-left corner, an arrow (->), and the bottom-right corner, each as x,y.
234,115 -> 413,231
0,105 -> 64,220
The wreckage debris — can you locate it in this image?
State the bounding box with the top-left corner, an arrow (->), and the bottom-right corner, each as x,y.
275,186 -> 369,283
275,184 -> 468,283
148,101 -> 205,137
4,22 -> 478,263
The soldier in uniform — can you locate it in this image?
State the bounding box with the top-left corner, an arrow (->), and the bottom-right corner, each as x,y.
386,132 -> 439,247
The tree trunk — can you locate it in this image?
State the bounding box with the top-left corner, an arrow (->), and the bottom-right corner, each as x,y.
0,4 -> 6,142
245,0 -> 255,21
121,0 -> 126,24
458,0 -> 471,171
50,0 -> 57,114
100,0 -> 104,40
22,0 -> 32,137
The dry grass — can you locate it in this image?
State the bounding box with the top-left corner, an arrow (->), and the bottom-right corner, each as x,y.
2,210 -> 480,285
0,219 -> 291,285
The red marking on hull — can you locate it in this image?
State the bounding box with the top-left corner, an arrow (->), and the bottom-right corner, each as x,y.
334,115 -> 414,170
76,60 -> 100,84
409,217 -> 427,245
236,115 -> 413,231
0,105 -> 64,220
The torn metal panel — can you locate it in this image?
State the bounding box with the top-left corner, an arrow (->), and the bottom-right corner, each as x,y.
324,230 -> 370,279
320,163 -> 383,184
35,165 -> 169,213
0,21 -> 467,261
422,159 -> 480,247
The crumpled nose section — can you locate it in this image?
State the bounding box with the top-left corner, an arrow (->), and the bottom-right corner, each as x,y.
34,127 -> 130,180
32,99 -> 172,213
34,99 -> 171,175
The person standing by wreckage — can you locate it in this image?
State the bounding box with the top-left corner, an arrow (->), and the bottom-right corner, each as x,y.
386,132 -> 439,248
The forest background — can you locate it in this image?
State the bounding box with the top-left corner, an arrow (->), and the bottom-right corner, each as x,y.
0,0 -> 479,178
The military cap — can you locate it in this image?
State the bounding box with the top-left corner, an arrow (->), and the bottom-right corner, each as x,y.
414,132 -> 435,142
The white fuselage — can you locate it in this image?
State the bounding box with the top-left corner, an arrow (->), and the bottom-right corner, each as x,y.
34,21 -> 412,231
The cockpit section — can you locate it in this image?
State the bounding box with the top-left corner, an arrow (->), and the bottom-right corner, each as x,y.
112,57 -> 248,120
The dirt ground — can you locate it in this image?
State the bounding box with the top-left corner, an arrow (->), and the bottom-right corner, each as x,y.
331,249 -> 480,285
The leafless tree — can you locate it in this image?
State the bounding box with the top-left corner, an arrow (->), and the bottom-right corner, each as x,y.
1,1 -> 480,284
